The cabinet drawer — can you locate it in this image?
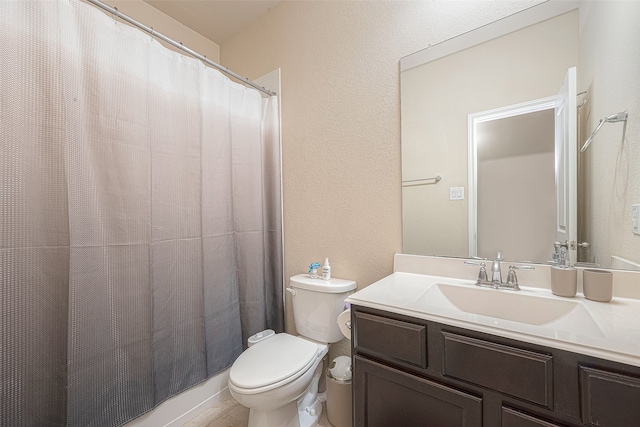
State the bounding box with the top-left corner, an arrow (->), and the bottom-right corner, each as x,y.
580,365 -> 640,427
353,311 -> 427,369
442,331 -> 553,408
502,407 -> 566,427
354,356 -> 481,427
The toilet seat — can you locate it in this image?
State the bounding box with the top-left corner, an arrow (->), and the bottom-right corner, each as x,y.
229,334 -> 320,394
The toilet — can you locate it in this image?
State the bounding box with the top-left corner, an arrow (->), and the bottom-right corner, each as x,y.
228,274 -> 357,427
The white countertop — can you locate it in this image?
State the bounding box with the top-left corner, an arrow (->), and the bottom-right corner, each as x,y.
346,272 -> 640,368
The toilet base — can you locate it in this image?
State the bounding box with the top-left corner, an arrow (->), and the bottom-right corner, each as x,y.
248,401 -> 299,427
297,395 -> 322,427
296,361 -> 324,427
246,362 -> 325,427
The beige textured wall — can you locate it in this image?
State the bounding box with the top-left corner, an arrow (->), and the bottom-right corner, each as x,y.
219,0 -> 546,333
579,1 -> 640,268
401,10 -> 579,258
86,0 -> 220,61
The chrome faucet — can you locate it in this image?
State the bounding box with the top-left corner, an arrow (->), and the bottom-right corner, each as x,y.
465,252 -> 535,291
491,252 -> 503,285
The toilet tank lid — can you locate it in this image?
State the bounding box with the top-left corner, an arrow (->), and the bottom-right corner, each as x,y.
290,274 -> 357,293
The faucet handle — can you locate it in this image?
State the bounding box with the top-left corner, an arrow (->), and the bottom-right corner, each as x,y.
506,265 -> 535,289
464,261 -> 488,283
478,266 -> 488,282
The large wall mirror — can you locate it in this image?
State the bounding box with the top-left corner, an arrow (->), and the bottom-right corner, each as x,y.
401,1 -> 639,270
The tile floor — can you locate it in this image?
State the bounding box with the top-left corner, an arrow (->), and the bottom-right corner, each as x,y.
182,396 -> 334,427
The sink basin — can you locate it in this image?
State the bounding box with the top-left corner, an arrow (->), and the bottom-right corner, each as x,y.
424,283 -> 603,336
430,283 -> 577,325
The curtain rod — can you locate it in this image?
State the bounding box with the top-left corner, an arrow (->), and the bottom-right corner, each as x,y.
85,0 -> 276,97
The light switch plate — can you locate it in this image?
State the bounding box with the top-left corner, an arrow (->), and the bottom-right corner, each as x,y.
450,187 -> 465,200
633,204 -> 640,235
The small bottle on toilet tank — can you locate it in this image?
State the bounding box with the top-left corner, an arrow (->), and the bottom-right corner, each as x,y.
322,257 -> 331,280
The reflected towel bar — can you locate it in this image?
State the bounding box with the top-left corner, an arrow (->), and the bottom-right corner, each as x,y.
402,175 -> 441,187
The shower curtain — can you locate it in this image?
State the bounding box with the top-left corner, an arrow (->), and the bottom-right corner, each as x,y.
0,1 -> 283,426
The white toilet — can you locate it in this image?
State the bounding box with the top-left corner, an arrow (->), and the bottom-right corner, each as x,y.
228,274 -> 356,427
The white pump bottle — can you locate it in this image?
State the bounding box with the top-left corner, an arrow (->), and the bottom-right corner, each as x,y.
322,258 -> 331,280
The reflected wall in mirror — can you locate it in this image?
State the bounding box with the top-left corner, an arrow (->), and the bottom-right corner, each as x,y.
401,1 -> 640,270
471,101 -> 555,263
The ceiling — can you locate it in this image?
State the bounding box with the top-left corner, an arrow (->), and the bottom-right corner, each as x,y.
143,0 -> 281,44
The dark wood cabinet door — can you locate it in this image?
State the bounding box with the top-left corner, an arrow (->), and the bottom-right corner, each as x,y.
354,356 -> 482,427
579,365 -> 640,427
442,331 -> 553,408
502,407 -> 566,427
353,311 -> 427,370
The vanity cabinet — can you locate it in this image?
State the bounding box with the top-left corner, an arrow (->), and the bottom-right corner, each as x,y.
354,356 -> 482,427
351,306 -> 640,427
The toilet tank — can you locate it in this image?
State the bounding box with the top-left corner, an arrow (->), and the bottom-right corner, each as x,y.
288,274 -> 357,343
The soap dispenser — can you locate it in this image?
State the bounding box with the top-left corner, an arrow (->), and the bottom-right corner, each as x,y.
550,246 -> 577,297
322,258 -> 331,281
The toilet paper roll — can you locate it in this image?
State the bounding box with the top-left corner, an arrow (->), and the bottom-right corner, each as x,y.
337,308 -> 351,340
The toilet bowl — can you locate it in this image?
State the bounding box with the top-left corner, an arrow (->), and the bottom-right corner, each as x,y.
229,333 -> 328,427
228,274 -> 356,427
